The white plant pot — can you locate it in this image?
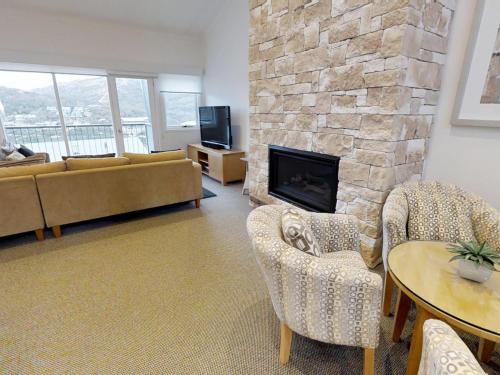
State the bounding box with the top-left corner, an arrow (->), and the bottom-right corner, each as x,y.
457,259 -> 493,283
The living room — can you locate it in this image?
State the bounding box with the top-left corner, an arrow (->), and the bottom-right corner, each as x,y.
0,0 -> 499,374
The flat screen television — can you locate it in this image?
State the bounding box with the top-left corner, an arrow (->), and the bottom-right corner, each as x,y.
199,106 -> 232,150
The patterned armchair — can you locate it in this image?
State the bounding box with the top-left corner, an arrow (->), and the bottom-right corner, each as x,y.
418,320 -> 486,375
247,205 -> 383,375
382,181 -> 500,316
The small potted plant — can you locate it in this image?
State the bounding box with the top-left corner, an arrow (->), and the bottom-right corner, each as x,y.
448,241 -> 500,283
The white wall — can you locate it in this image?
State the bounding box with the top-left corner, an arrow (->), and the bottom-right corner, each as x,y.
424,0 -> 500,209
203,0 -> 249,151
0,7 -> 204,76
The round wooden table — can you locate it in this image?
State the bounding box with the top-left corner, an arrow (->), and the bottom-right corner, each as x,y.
388,241 -> 500,375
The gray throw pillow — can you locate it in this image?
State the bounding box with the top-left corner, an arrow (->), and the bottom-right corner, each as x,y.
281,207 -> 321,257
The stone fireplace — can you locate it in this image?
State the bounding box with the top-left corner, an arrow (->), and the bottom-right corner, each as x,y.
248,0 -> 455,267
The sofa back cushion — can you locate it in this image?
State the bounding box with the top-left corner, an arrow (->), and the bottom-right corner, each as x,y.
123,150 -> 186,164
281,207 -> 321,257
66,157 -> 130,171
0,161 -> 66,179
404,182 -> 476,244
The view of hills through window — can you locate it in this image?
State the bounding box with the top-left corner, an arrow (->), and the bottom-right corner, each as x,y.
0,71 -> 156,159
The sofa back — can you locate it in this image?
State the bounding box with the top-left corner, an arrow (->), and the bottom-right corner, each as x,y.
36,159 -> 202,227
0,176 -> 45,237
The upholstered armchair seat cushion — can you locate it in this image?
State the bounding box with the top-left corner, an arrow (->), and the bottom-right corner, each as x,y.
321,251 -> 367,269
418,320 -> 485,375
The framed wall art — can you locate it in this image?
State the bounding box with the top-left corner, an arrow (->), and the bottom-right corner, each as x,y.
453,0 -> 500,127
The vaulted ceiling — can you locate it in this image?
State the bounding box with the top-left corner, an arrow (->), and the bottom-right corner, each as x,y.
0,0 -> 226,34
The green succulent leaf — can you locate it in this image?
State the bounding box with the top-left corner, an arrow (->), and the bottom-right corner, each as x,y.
448,240 -> 500,270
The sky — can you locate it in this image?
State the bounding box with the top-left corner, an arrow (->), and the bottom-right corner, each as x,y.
0,71 -> 96,91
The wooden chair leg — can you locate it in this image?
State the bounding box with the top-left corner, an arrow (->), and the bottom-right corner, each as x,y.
392,289 -> 412,342
52,225 -> 62,238
195,199 -> 200,208
363,348 -> 375,375
383,271 -> 395,316
34,229 -> 45,241
406,306 -> 434,375
279,322 -> 293,365
478,338 -> 495,363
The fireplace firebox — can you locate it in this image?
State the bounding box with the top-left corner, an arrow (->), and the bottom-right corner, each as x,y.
268,145 -> 339,213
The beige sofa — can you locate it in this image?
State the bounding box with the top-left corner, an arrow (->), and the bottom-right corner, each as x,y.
37,158 -> 202,236
0,151 -> 202,239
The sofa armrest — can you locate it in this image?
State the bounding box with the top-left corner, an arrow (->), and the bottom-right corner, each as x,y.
0,176 -> 45,237
382,187 -> 409,271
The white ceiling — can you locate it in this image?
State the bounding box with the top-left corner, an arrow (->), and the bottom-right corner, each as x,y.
0,0 -> 226,34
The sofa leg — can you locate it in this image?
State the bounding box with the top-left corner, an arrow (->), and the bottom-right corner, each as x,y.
34,229 -> 45,241
52,225 -> 62,238
383,271 -> 394,316
195,199 -> 200,208
279,322 -> 293,365
363,348 -> 375,375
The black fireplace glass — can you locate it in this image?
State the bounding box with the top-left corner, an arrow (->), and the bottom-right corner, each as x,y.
268,145 -> 339,213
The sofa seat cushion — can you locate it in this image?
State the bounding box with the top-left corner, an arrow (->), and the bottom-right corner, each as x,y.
0,161 -> 66,179
321,250 -> 367,269
404,183 -> 477,244
66,157 -> 130,171
282,207 -> 321,257
123,150 -> 186,164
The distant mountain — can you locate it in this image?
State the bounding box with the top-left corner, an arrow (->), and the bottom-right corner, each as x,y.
0,77 -> 149,125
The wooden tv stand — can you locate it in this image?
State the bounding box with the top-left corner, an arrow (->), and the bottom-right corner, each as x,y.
187,144 -> 246,185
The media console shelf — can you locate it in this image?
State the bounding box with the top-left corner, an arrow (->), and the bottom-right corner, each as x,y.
187,143 -> 246,185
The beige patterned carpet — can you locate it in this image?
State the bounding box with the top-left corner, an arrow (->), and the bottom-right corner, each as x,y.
0,177 -> 498,374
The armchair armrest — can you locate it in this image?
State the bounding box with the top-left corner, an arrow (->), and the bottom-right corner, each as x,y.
471,198 -> 500,252
302,211 -> 360,254
418,320 -> 485,375
382,187 -> 409,271
279,246 -> 383,348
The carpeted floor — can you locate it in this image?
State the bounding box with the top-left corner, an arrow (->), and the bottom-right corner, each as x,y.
0,176 -> 498,374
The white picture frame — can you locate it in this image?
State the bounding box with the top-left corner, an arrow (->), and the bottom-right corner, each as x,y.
453,0 -> 500,128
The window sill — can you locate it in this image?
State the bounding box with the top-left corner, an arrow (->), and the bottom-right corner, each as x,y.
166,127 -> 199,132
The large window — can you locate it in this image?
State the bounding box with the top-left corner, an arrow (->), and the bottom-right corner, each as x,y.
0,68 -> 158,160
162,92 -> 200,129
56,74 -> 115,156
116,77 -> 153,153
0,71 -> 66,159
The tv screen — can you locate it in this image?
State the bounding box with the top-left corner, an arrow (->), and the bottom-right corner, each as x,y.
199,106 -> 232,150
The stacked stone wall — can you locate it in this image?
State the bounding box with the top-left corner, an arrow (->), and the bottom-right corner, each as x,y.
248,0 -> 455,266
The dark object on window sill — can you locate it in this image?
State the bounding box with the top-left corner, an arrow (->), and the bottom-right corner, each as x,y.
62,153 -> 116,160
17,144 -> 36,157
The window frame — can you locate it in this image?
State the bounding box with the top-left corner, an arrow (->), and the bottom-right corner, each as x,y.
161,90 -> 201,130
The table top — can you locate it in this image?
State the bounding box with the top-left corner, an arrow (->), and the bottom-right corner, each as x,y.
388,241 -> 500,341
